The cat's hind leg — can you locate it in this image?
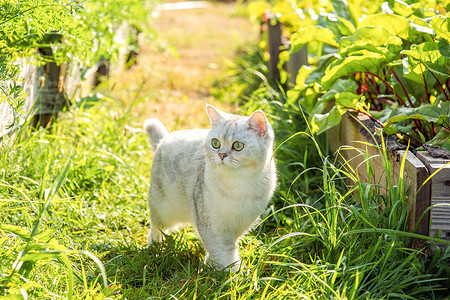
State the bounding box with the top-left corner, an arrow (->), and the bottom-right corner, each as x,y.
147,174 -> 168,243
148,206 -> 165,243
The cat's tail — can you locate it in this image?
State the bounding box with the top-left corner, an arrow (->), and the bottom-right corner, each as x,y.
143,119 -> 169,151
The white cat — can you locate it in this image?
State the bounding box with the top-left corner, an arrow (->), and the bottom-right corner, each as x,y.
143,104 -> 277,271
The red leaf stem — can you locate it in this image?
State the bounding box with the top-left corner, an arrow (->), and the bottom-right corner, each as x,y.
420,64 -> 430,104
425,64 -> 450,101
389,69 -> 414,107
367,72 -> 408,107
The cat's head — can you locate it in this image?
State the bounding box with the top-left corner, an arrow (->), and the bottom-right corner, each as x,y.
205,104 -> 274,170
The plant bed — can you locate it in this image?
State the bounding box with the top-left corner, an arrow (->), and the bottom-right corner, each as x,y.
329,112 -> 450,245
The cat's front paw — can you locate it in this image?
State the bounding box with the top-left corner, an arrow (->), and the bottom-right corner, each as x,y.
205,254 -> 241,272
148,228 -> 163,244
220,259 -> 241,273
228,260 -> 241,273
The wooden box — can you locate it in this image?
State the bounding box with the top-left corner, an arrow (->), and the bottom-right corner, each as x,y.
416,152 -> 450,242
329,112 -> 450,244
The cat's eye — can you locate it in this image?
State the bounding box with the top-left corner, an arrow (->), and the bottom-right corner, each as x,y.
232,141 -> 244,151
211,138 -> 221,149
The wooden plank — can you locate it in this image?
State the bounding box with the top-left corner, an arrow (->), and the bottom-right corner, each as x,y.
329,113 -> 431,241
287,45 -> 308,86
416,152 -> 450,242
394,150 -> 431,240
0,63 -> 42,138
267,18 -> 281,82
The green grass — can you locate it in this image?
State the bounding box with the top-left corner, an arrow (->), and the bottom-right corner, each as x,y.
1,49 -> 450,299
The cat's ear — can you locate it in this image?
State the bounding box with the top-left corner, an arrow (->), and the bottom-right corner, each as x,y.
248,110 -> 268,137
206,104 -> 223,126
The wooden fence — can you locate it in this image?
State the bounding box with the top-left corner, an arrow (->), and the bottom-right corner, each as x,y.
0,23 -> 135,139
266,16 -> 308,87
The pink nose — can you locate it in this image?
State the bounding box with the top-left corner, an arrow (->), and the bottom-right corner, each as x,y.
219,153 -> 227,160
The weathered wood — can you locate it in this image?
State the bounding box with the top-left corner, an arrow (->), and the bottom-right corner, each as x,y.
267,19 -> 282,82
287,45 -> 308,86
329,113 -> 432,243
64,64 -> 82,100
0,63 -> 41,137
416,152 -> 450,243
395,150 -> 431,244
93,59 -> 110,88
1,23 -> 139,138
0,59 -> 84,138
26,34 -> 69,128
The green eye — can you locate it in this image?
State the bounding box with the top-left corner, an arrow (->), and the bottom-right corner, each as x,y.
211,138 -> 221,149
232,141 -> 244,151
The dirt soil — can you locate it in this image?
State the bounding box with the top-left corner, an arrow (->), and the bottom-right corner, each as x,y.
109,1 -> 257,130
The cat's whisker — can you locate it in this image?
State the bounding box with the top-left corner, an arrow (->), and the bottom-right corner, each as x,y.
229,159 -> 241,168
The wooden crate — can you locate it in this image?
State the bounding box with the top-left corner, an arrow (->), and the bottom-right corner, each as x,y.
329,112 -> 450,244
417,152 -> 450,243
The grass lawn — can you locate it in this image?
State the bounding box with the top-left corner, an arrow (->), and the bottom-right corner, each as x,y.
1,2 -> 450,299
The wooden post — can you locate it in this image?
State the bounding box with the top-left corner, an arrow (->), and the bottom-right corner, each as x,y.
93,58 -> 110,88
417,152 -> 450,244
288,44 -> 308,86
32,34 -> 69,128
267,18 -> 282,82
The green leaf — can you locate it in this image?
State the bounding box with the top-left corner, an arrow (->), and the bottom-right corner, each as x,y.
386,121 -> 414,135
310,92 -> 364,135
291,26 -> 339,53
402,42 -> 450,85
295,65 -> 313,88
384,102 -> 450,133
335,17 -> 356,36
320,79 -> 358,103
426,128 -> 450,152
306,54 -> 339,84
0,224 -> 31,241
311,106 -> 343,135
430,16 -> 450,42
402,42 -> 445,64
385,36 -> 404,54
360,13 -> 411,40
438,38 -> 450,58
21,252 -> 58,262
340,43 -> 398,60
390,61 -> 427,100
247,1 -> 270,21
335,92 -> 365,114
331,0 -> 353,23
388,0 -> 414,17
321,51 -> 387,90
287,65 -> 314,108
300,85 -> 321,114
340,26 -> 396,50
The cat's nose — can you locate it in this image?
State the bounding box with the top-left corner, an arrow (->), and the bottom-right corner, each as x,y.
218,153 -> 227,160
